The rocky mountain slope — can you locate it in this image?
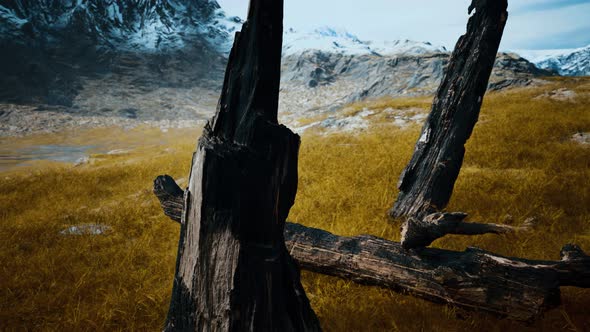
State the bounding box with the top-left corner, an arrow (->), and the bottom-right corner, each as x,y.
278,29 -> 553,117
0,0 -> 240,52
516,45 -> 590,76
0,0 -> 240,111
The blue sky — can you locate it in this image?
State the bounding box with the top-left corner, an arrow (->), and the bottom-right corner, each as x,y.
216,0 -> 590,50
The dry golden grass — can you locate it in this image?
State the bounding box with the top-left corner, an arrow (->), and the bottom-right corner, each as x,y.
1,78 -> 590,331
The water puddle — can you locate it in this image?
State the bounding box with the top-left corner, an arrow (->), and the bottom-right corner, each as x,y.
0,144 -> 99,171
0,126 -> 200,173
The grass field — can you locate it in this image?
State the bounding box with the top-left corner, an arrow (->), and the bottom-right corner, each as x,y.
1,78 -> 589,331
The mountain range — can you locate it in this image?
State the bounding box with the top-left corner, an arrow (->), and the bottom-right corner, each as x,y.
0,0 -> 586,136
0,0 -> 239,108
515,45 -> 590,77
283,27 -> 448,57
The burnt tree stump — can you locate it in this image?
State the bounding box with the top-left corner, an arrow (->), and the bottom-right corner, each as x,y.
163,0 -> 321,330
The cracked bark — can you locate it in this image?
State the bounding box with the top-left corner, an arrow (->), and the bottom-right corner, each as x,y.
389,0 -> 513,249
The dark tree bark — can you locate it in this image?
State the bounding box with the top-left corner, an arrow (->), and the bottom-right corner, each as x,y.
154,175 -> 590,322
391,0 -> 509,220
163,0 -> 320,330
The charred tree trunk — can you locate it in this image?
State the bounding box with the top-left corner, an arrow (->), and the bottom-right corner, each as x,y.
163,0 -> 320,330
391,0 -> 509,221
154,176 -> 590,322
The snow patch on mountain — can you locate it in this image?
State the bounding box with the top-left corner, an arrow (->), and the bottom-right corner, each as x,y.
515,45 -> 590,76
206,9 -> 244,53
367,40 -> 447,56
283,27 -> 371,55
282,27 -> 447,57
516,48 -> 579,63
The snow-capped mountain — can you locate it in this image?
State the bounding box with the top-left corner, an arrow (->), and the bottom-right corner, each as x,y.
278,27 -> 552,118
0,0 -> 241,53
0,0 -> 244,107
283,27 -> 447,57
516,45 -> 590,76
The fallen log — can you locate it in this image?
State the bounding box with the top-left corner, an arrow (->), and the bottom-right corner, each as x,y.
390,0 -> 512,249
154,175 -> 590,322
162,0 -> 320,330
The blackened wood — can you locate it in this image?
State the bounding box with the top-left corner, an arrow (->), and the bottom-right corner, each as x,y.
154,175 -> 184,222
153,175 -> 184,223
163,0 -> 320,330
391,0 -> 509,220
154,175 -> 590,322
